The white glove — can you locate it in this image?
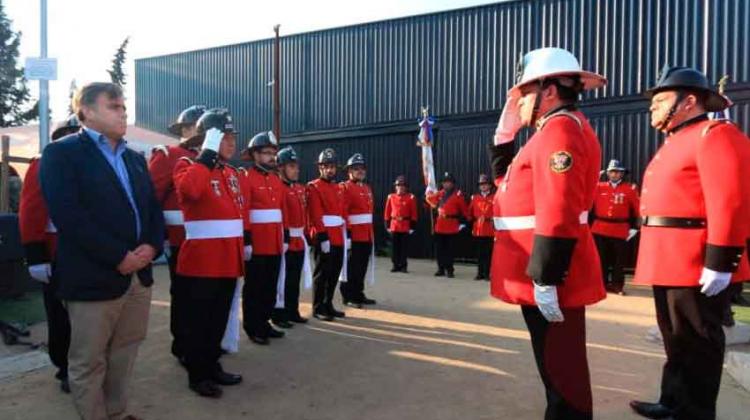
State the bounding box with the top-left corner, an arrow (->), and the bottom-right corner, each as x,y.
459,224 -> 467,232
534,284 -> 565,322
321,240 -> 331,254
699,267 -> 732,297
29,263 -> 51,284
243,245 -> 253,261
409,229 -> 415,235
425,186 -> 437,195
627,229 -> 638,242
494,95 -> 522,145
163,240 -> 172,259
283,243 -> 289,253
202,127 -> 223,152
345,238 -> 352,251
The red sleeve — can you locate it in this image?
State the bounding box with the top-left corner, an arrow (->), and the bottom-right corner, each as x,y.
174,159 -> 210,203
307,183 -> 326,241
629,184 -> 640,220
467,196 -> 476,222
425,190 -> 440,208
148,149 -> 173,205
18,159 -> 50,264
459,192 -> 470,219
410,195 -> 418,221
384,194 -> 393,221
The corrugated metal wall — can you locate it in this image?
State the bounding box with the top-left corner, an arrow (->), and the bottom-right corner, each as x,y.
135,0 -> 750,259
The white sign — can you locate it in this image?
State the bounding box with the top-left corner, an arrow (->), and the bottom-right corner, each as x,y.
24,58 -> 58,81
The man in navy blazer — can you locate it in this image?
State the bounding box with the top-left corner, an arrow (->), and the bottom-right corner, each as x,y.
40,82 -> 164,420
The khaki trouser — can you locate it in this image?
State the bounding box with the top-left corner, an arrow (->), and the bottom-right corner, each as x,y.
66,279 -> 151,420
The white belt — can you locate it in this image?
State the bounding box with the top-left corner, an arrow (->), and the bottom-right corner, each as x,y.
163,210 -> 184,226
348,213 -> 373,225
250,209 -> 283,224
494,211 -> 589,231
45,220 -> 57,233
323,215 -> 344,227
289,227 -> 305,238
185,219 -> 243,240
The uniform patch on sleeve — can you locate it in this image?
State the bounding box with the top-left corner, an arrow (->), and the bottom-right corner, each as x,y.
549,151 -> 573,173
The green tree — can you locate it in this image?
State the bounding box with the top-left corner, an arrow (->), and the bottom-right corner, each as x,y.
108,37 -> 130,87
0,0 -> 38,127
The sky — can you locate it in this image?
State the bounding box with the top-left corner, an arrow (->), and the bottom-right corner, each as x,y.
5,0 -> 501,123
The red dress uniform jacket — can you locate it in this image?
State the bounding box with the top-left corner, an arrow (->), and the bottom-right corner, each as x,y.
283,181 -> 307,252
174,157 -> 246,278
245,166 -> 287,256
19,157 -> 57,264
425,189 -> 469,234
341,180 -> 374,243
148,144 -> 197,247
591,181 -> 640,240
384,192 -> 418,233
307,178 -> 347,247
468,192 -> 494,238
634,117 -> 750,287
488,108 -> 605,308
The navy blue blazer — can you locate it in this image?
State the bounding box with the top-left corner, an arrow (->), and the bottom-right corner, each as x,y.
40,130 -> 165,301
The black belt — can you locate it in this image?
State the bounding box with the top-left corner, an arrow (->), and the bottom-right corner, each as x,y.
595,216 -> 629,223
642,216 -> 706,228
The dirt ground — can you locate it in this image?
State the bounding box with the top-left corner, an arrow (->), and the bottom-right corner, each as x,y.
1,258 -> 748,420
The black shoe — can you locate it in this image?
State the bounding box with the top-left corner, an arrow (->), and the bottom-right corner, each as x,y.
248,335 -> 270,345
313,311 -> 334,322
447,271 -> 455,278
328,306 -> 346,318
732,294 -> 750,307
272,319 -> 294,329
59,377 -> 71,394
474,274 -> 483,281
400,268 -> 409,273
189,380 -> 223,398
212,370 -> 243,386
289,313 -> 308,324
434,270 -> 445,277
267,327 -> 285,338
344,300 -> 363,309
629,401 -> 674,419
361,297 -> 376,305
390,267 -> 399,273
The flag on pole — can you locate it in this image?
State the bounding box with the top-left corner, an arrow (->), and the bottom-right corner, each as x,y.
417,107 -> 437,193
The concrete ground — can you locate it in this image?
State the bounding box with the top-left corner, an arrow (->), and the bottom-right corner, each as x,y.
1,258 -> 748,420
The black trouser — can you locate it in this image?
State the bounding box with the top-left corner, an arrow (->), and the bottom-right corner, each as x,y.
272,250 -> 305,322
42,276 -> 70,379
522,305 -> 593,420
391,232 -> 410,270
653,286 -> 730,420
167,245 -> 189,358
312,245 -> 344,314
182,276 -> 236,384
340,241 -> 372,302
243,255 -> 281,337
593,234 -> 627,292
475,236 -> 493,278
434,233 -> 456,273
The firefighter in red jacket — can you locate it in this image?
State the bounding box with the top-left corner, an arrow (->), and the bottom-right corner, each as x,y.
425,172 -> 469,278
271,146 -> 310,325
591,159 -> 640,295
488,47 -> 606,419
240,131 -> 290,343
468,174 -> 494,281
629,67 -> 750,420
384,176 -> 418,273
19,115 -> 80,394
148,104 -> 205,364
339,153 -> 377,308
307,148 -> 347,321
173,109 -> 244,398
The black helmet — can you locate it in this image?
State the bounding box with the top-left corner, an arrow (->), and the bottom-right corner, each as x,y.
394,175 -> 407,186
477,174 -> 491,185
645,65 -> 729,112
277,146 -> 298,165
195,108 -> 237,136
51,114 -> 81,141
247,131 -> 279,152
318,148 -> 337,165
441,172 -> 456,183
168,105 -> 207,135
346,153 -> 366,168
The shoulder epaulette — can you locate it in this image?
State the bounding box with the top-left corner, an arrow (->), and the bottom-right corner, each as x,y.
152,144 -> 169,157
536,110 -> 583,131
178,156 -> 194,164
702,119 -> 736,137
